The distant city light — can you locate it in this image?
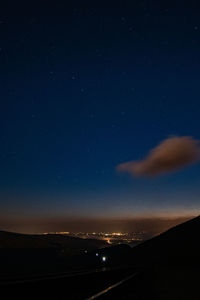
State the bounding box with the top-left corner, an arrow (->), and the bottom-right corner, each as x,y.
104,238 -> 112,244
42,231 -> 145,246
96,253 -> 99,256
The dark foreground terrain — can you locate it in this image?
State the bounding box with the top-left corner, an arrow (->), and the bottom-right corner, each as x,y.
1,216 -> 200,299
1,263 -> 199,300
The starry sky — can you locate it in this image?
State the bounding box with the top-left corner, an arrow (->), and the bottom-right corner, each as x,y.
1,1 -> 200,232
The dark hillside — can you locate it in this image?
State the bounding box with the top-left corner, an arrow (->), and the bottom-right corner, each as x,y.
130,215 -> 200,266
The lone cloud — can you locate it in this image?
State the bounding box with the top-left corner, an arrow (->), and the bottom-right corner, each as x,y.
117,136 -> 200,177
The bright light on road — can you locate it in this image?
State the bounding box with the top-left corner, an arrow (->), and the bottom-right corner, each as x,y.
102,256 -> 107,262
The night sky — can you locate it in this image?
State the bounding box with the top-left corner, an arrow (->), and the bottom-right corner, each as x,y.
1,1 -> 200,232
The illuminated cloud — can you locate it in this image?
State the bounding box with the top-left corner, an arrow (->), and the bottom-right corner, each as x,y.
117,136 -> 200,177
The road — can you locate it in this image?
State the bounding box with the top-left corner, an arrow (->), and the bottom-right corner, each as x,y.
0,267 -> 140,299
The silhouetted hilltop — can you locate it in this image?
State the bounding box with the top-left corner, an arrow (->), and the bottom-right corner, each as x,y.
0,230 -> 108,276
130,215 -> 200,266
0,230 -> 107,253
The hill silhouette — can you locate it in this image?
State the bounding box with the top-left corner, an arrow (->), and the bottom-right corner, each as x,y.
0,230 -> 107,252
0,230 -> 108,276
129,215 -> 200,266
